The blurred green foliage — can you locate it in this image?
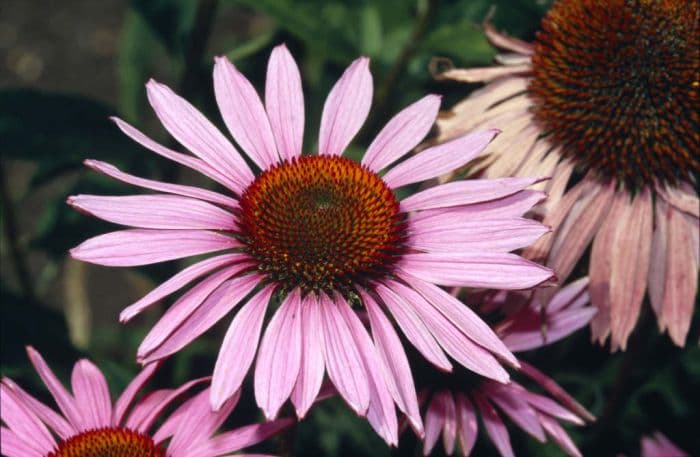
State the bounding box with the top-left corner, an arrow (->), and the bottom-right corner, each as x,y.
1,0 -> 697,455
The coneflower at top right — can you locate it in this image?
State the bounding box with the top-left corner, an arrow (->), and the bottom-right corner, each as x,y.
435,0 -> 699,350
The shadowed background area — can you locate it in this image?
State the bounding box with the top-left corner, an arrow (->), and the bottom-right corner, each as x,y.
1,0 -> 698,455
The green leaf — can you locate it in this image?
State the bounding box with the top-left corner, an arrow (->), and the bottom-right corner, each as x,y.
130,0 -> 199,55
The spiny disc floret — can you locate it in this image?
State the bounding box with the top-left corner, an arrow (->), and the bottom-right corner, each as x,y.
47,427 -> 165,457
238,155 -> 407,293
529,0 -> 699,189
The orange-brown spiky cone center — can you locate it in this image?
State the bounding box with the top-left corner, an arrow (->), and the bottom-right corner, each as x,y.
47,427 -> 166,457
238,155 -> 407,293
529,0 -> 699,189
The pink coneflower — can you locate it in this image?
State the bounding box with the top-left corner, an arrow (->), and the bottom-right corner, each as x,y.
436,0 -> 699,350
415,284 -> 596,457
1,347 -> 290,457
640,432 -> 688,457
69,44 -> 553,442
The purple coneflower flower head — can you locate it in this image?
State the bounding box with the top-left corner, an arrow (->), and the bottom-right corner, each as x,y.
69,44 -> 553,443
0,347 -> 291,457
435,0 -> 699,350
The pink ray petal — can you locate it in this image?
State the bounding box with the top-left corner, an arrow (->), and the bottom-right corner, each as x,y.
255,289 -> 303,420
140,272 -> 262,363
113,362 -> 160,426
362,94 -> 441,171
401,177 -> 545,212
483,21 -> 534,55
146,79 -> 254,188
266,44 -> 305,161
70,229 -> 239,267
291,294 -> 326,418
439,64 -> 531,83
474,393 -> 515,457
70,360 -> 113,430
483,383 -> 545,442
136,264 -> 252,358
126,378 -> 207,433
375,283 -> 452,372
648,199 -> 669,324
423,392 -> 447,456
389,281 -> 509,382
318,57 -> 372,156
657,182 -> 699,218
68,194 -> 237,231
547,277 -> 589,313
25,347 -> 83,430
84,160 -> 238,209
120,253 -> 248,322
318,293 -> 370,415
399,252 -> 553,290
410,190 -> 545,224
0,384 -> 56,455
539,413 -> 583,457
456,393 -> 478,457
1,426 -> 45,457
361,289 -> 423,436
515,387 -> 584,425
383,129 -> 498,189
641,432 -> 689,457
661,205 -> 698,346
214,56 -> 279,169
210,285 -> 275,411
185,418 -> 294,456
502,306 -> 597,352
1,377 -> 74,440
442,391 -> 458,455
111,117 -> 241,192
400,274 -> 517,366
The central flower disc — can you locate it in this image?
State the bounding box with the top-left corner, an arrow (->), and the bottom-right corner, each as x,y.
239,155 -> 406,292
47,427 -> 165,457
529,0 -> 699,188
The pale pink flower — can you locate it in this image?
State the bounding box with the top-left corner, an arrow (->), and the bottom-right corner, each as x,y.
69,44 -> 553,443
436,0 -> 699,349
414,285 -> 595,457
640,432 -> 688,457
0,347 -> 291,457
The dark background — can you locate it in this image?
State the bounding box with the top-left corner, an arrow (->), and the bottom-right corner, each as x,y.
1,0 -> 698,455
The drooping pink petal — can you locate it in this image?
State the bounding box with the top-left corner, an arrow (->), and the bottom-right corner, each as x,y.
438,64 -> 531,83
184,418 -> 294,456
338,297 -> 399,446
657,182 -> 699,218
401,177 -> 545,212
84,160 -> 238,209
210,285 -> 275,411
648,199 -> 669,324
120,253 -> 247,322
111,117 -> 241,192
375,283 -> 452,372
291,295 -> 326,418
409,217 -> 549,253
214,56 -> 279,169
660,205 -> 698,346
68,194 -> 237,231
126,378 -> 207,433
113,362 -> 159,426
255,289 -> 303,420
146,80 -> 254,188
0,384 -> 56,455
266,44 -> 305,161
70,360 -> 113,430
423,392 -> 447,456
388,280 -> 510,383
361,289 -> 423,436
409,190 -> 545,224
442,391 -> 458,455
474,393 -> 515,457
136,264 -> 252,358
140,272 -> 263,363
1,377 -> 74,440
456,393 -> 478,457
1,426 -> 44,457
383,129 -> 498,189
25,347 -> 83,430
538,413 -> 583,457
502,306 -> 597,352
400,274 -> 517,366
547,277 -> 589,313
318,293 -> 370,415
515,387 -> 584,425
399,252 -> 553,290
362,95 -> 441,171
318,57 -> 372,156
70,229 -> 239,267
483,383 -> 545,442
483,21 -> 534,55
